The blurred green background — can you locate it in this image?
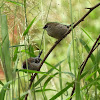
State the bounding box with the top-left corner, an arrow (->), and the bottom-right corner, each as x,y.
0,0 -> 100,100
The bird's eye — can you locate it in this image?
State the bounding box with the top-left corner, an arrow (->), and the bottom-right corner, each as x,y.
43,25 -> 48,29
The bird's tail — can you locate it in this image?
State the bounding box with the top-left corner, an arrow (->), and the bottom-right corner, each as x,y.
38,49 -> 43,57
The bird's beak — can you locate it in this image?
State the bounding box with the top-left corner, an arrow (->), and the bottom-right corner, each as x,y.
43,26 -> 45,29
43,25 -> 47,29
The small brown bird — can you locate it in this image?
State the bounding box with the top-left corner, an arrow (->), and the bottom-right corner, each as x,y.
22,57 -> 41,71
43,22 -> 72,39
22,50 -> 43,71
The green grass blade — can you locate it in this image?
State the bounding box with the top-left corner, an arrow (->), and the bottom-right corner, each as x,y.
45,61 -> 59,71
67,41 -> 72,71
76,72 -> 80,100
34,59 -> 65,87
35,89 -> 56,92
59,65 -> 63,100
85,69 -> 99,81
0,80 -> 13,100
0,80 -> 4,86
23,16 -> 37,36
81,28 -> 94,42
43,72 -> 58,91
13,47 -> 18,61
6,0 -> 24,6
17,69 -> 47,74
80,39 -> 96,64
50,82 -> 74,100
1,15 -> 12,81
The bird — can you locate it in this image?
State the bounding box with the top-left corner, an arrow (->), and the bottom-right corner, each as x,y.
22,50 -> 43,71
43,22 -> 72,39
22,57 -> 41,71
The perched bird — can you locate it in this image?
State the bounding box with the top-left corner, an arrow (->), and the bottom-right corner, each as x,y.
22,50 -> 43,71
22,57 -> 41,70
43,22 -> 72,39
